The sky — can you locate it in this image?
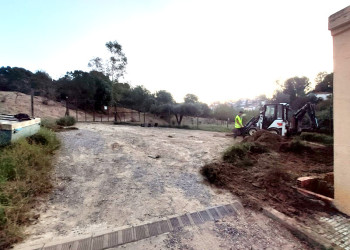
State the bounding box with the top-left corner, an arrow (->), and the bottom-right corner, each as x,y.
0,0 -> 348,104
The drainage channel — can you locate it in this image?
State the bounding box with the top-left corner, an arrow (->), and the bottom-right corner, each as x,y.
38,201 -> 243,250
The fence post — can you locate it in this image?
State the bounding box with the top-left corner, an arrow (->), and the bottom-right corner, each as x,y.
108,108 -> 109,122
76,100 -> 78,121
65,96 -> 70,117
197,117 -> 199,128
31,88 -> 34,117
114,105 -> 117,122
144,112 -> 146,125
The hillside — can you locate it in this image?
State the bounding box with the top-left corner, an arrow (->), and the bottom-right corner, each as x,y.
0,91 -> 169,125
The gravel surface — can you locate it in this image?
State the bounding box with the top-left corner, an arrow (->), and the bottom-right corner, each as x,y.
15,123 -> 310,249
15,123 -> 235,248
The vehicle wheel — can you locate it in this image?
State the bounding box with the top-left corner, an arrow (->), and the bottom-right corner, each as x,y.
248,128 -> 257,136
268,129 -> 280,135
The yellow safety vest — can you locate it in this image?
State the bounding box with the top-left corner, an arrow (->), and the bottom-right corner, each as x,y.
235,115 -> 243,128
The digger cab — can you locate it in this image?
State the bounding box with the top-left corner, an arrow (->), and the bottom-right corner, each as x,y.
259,103 -> 291,136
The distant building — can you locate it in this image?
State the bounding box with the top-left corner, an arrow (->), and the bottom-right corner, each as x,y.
308,92 -> 332,101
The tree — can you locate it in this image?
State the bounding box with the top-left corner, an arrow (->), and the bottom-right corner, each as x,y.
212,103 -> 235,120
56,70 -> 112,111
172,103 -> 201,125
314,72 -> 333,93
111,82 -> 131,105
198,103 -> 211,117
282,76 -> 311,103
0,66 -> 33,94
155,90 -> 174,105
120,85 -> 153,112
184,94 -> 198,103
88,40 -> 127,82
272,90 -> 290,104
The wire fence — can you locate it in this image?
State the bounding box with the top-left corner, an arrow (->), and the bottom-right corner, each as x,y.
0,92 -> 235,132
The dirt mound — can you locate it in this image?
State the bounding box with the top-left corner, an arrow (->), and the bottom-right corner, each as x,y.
242,130 -> 285,151
201,132 -> 335,223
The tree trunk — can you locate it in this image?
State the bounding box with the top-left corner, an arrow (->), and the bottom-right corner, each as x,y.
175,114 -> 183,125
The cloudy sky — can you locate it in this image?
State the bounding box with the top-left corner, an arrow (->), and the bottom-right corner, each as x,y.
0,0 -> 348,104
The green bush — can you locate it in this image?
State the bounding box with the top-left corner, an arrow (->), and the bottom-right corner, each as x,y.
56,116 -> 76,126
41,118 -> 59,130
223,142 -> 267,167
300,132 -> 333,145
0,158 -> 16,181
28,127 -> 60,152
223,142 -> 267,163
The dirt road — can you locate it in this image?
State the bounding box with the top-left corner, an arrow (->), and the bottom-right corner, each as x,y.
15,124 -> 309,249
16,124 -> 234,245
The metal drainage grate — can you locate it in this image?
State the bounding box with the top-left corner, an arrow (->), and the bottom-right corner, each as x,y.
40,202 -> 243,250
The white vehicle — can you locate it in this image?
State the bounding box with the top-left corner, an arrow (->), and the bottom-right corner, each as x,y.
244,102 -> 318,136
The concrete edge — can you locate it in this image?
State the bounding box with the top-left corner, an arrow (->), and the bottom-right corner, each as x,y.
262,206 -> 343,250
18,202 -> 243,250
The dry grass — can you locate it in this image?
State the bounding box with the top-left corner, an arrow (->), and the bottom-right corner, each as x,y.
0,128 -> 60,249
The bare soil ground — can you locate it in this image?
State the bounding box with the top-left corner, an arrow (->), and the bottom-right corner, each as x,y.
202,131 -> 335,228
14,124 -> 308,249
0,91 -> 168,125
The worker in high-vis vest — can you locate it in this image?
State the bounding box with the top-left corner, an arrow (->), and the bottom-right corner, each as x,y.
234,111 -> 244,139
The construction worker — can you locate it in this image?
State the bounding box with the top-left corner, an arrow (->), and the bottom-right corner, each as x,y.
234,111 -> 244,139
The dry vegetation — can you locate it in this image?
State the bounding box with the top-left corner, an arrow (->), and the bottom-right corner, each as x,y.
0,128 -> 60,249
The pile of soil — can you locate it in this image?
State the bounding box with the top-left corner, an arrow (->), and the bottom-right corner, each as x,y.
201,131 -> 334,224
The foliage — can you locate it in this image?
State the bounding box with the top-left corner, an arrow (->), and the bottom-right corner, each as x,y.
315,97 -> 333,134
88,40 -> 127,81
314,72 -> 333,93
111,82 -> 131,105
272,76 -> 313,110
223,142 -> 267,167
282,139 -> 311,154
0,66 -> 33,94
56,70 -> 112,111
212,103 -> 235,120
184,93 -> 199,103
300,132 -> 333,145
0,128 -> 60,248
119,85 -> 154,112
155,90 -> 174,105
56,116 -> 76,126
41,118 -> 59,130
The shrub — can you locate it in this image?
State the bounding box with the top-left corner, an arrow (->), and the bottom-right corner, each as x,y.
0,128 -> 59,247
300,132 -> 333,145
287,139 -> 311,154
0,158 -> 16,181
41,118 -> 58,130
223,142 -> 268,163
223,144 -> 249,163
56,116 -> 76,126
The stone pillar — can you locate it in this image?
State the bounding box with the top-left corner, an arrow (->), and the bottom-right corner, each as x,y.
329,5 -> 350,215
